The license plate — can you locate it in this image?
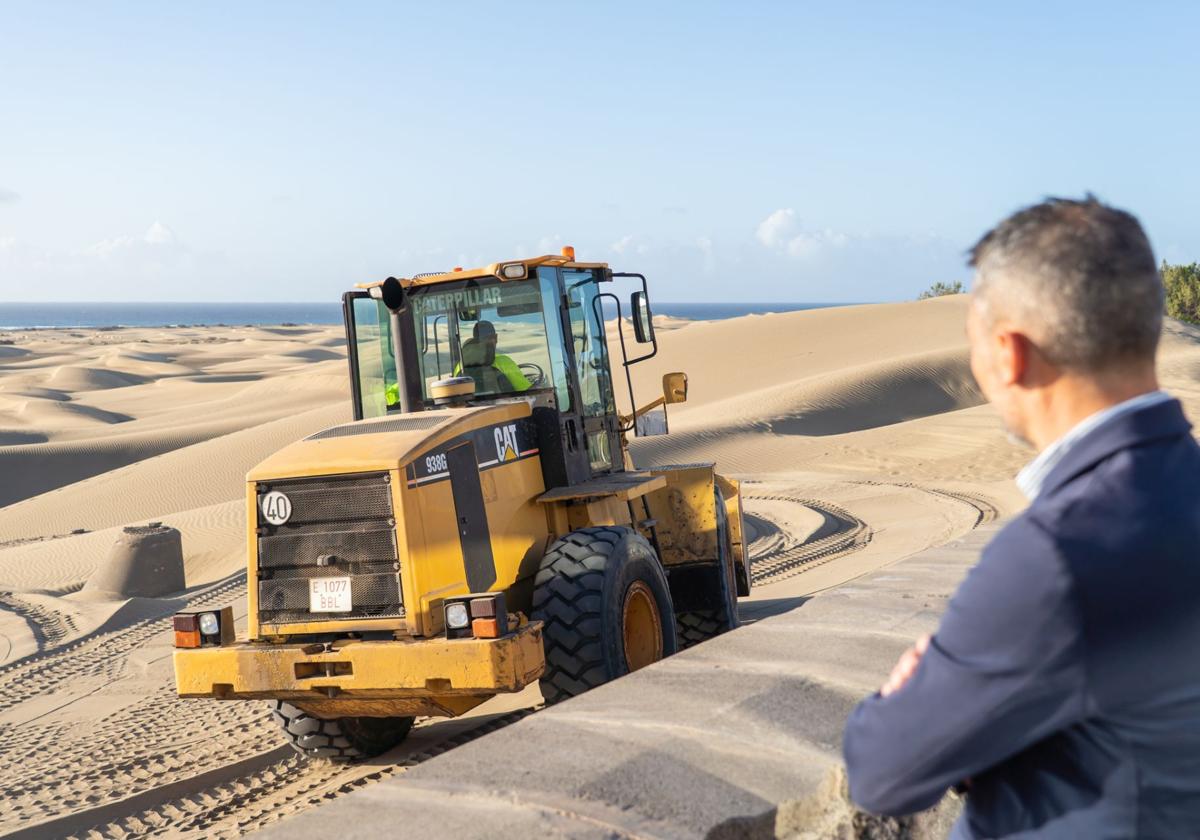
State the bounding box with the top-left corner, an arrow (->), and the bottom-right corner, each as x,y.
309,577 -> 352,613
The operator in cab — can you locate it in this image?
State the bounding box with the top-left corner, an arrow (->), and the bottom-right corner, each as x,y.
384,319 -> 530,407
454,321 -> 531,394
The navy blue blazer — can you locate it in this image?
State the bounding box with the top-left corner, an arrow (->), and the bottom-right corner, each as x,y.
843,398 -> 1200,838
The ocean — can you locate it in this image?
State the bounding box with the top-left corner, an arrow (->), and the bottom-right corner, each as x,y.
0,301 -> 853,330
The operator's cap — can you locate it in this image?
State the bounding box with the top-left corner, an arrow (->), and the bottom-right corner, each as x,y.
474,320 -> 497,339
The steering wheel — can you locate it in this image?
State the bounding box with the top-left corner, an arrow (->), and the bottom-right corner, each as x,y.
519,362 -> 546,388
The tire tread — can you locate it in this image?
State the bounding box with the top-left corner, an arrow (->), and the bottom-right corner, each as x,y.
272,701 -> 413,763
532,526 -> 633,704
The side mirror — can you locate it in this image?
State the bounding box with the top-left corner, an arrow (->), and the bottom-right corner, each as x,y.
631,291 -> 655,344
663,372 -> 688,405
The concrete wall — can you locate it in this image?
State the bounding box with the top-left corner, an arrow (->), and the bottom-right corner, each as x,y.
252,528 -> 999,840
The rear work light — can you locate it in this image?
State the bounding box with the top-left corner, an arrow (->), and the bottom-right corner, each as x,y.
173,606 -> 235,649
444,592 -> 509,640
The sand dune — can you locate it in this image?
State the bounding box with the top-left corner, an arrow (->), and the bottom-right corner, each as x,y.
0,499 -> 246,594
0,421 -> 238,506
99,351 -> 199,378
625,296 -> 971,412
0,402 -> 347,541
0,431 -> 48,445
660,347 -> 982,438
0,326 -> 349,506
18,398 -> 135,425
47,365 -> 149,391
280,347 -> 345,362
4,386 -> 71,401
768,349 -> 982,435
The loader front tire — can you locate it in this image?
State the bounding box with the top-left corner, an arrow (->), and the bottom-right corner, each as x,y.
271,701 -> 414,762
532,526 -> 677,705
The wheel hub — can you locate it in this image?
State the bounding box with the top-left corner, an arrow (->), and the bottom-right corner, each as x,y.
621,580 -> 663,672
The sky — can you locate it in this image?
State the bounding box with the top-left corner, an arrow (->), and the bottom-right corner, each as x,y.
2,1 -> 1199,303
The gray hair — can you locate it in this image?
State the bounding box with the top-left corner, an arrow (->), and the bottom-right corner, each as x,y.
969,196 -> 1163,372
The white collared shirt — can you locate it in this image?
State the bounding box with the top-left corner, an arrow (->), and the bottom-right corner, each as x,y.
1016,390 -> 1174,500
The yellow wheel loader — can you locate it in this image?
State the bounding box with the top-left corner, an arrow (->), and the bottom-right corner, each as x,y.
172,248 -> 751,761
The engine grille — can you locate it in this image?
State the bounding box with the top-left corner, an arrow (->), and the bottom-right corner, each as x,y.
255,472 -> 404,626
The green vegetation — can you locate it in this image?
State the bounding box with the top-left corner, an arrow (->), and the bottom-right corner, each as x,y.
918,280 -> 965,300
1162,261 -> 1200,325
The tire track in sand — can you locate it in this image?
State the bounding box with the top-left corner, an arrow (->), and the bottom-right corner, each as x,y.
743,494 -> 872,585
7,709 -> 533,840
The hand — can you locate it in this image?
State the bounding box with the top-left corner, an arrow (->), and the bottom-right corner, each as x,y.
881,634 -> 931,698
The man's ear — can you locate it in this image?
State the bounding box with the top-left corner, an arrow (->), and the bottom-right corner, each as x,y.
995,329 -> 1031,387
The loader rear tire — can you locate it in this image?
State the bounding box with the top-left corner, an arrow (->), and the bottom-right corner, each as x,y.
532,526 -> 677,705
676,488 -> 740,649
271,701 -> 414,762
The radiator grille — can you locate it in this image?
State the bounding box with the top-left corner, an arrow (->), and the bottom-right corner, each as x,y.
255,472 -> 404,626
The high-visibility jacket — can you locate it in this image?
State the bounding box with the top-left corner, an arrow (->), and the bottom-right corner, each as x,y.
454,353 -> 531,392
384,354 -> 530,406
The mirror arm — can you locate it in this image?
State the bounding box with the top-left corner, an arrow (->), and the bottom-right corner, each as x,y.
619,395 -> 666,427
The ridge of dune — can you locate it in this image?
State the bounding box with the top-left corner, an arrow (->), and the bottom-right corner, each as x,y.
622,296 -> 972,420
0,400 -> 347,508
46,365 -> 149,390
0,401 -> 348,541
99,352 -> 200,377
668,345 -> 981,437
16,398 -> 135,426
0,326 -> 349,506
4,387 -> 70,401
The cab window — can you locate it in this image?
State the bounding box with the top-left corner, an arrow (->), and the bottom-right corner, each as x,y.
565,270 -> 616,471
408,277 -> 560,404
350,295 -> 396,419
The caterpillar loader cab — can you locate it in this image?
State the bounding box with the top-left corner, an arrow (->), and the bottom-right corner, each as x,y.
173,247 -> 750,762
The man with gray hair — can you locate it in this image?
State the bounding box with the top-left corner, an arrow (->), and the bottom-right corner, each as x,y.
843,196 -> 1200,837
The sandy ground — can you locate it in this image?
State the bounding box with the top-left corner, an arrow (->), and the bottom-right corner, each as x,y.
0,299 -> 1197,838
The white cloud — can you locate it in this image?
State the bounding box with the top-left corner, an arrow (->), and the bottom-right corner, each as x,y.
696,236 -> 715,273
87,221 -> 181,258
0,188 -> 19,204
144,221 -> 176,244
536,234 -> 564,254
756,208 -> 796,248
786,229 -> 850,259
756,208 -> 851,260
612,234 -> 635,254
0,223 -> 238,300
611,235 -> 650,256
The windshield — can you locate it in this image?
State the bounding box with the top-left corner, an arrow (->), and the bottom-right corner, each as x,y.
347,274 -> 574,419
408,275 -> 571,406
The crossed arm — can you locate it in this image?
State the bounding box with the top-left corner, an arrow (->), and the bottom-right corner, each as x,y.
843,516 -> 1087,815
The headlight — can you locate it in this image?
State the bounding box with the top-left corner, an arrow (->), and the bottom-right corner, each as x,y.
173,606 -> 234,648
198,612 -> 220,636
444,593 -> 510,639
445,602 -> 470,629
